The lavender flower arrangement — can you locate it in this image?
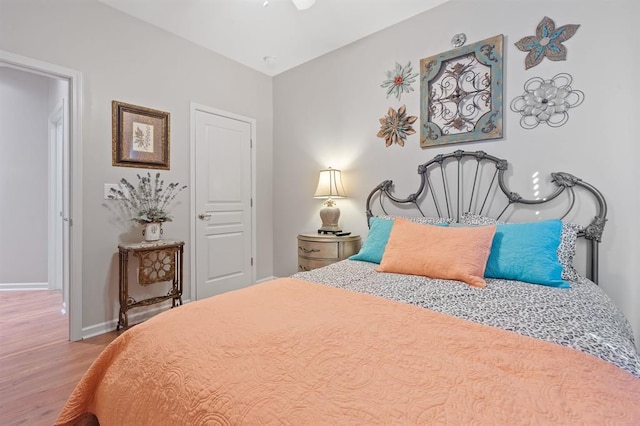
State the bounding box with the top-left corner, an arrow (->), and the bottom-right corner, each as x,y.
108,172 -> 187,224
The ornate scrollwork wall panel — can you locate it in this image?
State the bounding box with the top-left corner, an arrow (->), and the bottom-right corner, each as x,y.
420,34 -> 504,148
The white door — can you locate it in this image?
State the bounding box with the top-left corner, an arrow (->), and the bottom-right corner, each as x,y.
194,108 -> 254,300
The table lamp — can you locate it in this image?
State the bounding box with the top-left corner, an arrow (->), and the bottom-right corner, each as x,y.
313,167 -> 346,234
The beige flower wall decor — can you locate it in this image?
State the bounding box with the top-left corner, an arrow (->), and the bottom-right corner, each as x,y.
376,105 -> 417,147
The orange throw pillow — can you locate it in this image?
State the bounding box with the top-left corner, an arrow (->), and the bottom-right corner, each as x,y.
377,217 -> 496,287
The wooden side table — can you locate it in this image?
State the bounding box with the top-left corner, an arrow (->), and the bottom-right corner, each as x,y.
297,233 -> 361,272
117,239 -> 184,330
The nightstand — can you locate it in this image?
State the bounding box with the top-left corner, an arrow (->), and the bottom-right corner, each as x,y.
297,233 -> 361,272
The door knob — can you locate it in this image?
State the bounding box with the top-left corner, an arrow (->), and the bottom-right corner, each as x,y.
198,213 -> 212,220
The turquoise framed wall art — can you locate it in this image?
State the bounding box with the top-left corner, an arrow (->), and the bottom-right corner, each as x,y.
420,34 -> 504,148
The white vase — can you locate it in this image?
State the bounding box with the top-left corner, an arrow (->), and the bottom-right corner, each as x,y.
143,222 -> 162,241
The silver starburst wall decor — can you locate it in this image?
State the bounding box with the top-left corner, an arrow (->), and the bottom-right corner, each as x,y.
514,16 -> 580,70
381,62 -> 418,100
510,73 -> 584,129
376,105 -> 417,147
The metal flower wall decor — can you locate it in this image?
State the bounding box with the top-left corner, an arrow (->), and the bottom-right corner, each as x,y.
381,62 -> 418,100
377,105 -> 417,147
510,73 -> 584,129
514,16 -> 580,70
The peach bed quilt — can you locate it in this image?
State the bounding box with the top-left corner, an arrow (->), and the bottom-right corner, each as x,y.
56,278 -> 640,425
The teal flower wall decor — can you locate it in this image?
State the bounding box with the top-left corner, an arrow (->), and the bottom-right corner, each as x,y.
381,62 -> 418,100
514,16 -> 580,70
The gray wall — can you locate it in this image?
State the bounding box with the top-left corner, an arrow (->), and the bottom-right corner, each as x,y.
0,67 -> 49,283
273,0 -> 640,341
0,0 -> 274,331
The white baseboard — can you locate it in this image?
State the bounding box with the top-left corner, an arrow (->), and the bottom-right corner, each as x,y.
0,282 -> 48,291
81,278 -> 279,339
256,276 -> 278,283
82,298 -> 192,339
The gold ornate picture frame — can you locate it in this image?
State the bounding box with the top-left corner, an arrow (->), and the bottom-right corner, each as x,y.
112,101 -> 170,170
420,34 -> 504,148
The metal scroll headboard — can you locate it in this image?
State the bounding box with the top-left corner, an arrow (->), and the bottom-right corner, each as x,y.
365,150 -> 607,283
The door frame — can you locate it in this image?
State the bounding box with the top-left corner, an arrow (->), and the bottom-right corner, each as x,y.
0,50 -> 83,341
48,98 -> 65,293
189,102 -> 257,300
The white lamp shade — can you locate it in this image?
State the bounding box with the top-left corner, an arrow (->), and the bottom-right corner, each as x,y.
313,168 -> 346,199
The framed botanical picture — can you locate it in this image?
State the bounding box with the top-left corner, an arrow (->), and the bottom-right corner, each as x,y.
420,34 -> 504,148
112,101 -> 170,170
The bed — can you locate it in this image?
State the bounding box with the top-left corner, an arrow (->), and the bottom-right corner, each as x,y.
56,150 -> 640,425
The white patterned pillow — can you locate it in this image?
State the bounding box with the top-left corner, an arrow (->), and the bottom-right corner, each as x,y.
459,212 -> 582,282
378,215 -> 453,225
459,212 -> 499,226
557,222 -> 581,281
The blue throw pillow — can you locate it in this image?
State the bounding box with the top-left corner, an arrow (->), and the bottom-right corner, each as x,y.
484,219 -> 569,288
349,217 -> 394,264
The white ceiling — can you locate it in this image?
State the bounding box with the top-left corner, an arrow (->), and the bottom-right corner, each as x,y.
98,0 -> 450,76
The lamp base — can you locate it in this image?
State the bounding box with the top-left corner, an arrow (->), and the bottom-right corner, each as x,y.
318,205 -> 341,235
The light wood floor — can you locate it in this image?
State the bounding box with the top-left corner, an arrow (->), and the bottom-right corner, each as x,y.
0,291 -> 120,426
